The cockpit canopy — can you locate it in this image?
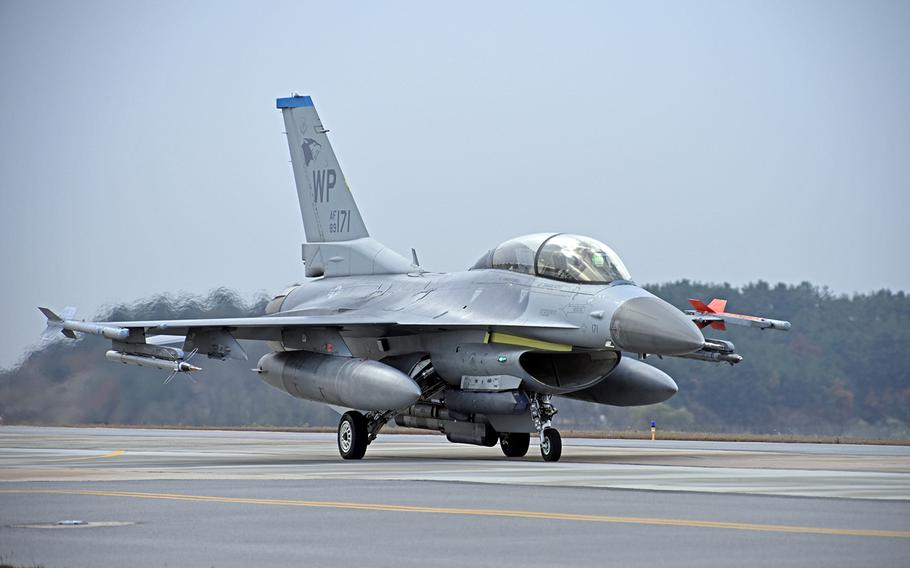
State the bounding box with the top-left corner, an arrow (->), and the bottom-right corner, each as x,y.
471,233 -> 632,285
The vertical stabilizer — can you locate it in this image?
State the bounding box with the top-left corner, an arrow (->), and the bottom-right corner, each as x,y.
278,95 -> 369,243
276,95 -> 414,277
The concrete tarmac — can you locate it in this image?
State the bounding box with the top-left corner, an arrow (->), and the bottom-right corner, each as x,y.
1,426 -> 908,567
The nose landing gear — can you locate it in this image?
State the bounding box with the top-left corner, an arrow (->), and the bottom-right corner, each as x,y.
539,427 -> 562,462
530,393 -> 562,462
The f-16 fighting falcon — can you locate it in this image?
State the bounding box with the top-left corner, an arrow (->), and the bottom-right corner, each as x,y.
40,95 -> 791,462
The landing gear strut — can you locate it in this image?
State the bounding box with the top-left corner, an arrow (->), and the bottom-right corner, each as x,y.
335,359 -> 447,460
529,393 -> 561,462
337,410 -> 397,460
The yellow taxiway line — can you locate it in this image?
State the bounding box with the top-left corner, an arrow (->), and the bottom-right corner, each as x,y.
1,488 -> 908,539
49,450 -> 125,462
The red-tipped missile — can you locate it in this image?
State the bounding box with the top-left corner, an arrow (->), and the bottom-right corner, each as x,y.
686,298 -> 791,331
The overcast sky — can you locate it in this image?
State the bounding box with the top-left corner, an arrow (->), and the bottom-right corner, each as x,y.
1,0 -> 908,369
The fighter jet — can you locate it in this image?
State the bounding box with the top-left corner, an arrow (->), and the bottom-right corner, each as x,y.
40,95 -> 791,462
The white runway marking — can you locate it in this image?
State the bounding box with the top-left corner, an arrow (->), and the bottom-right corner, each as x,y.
1,426 -> 908,500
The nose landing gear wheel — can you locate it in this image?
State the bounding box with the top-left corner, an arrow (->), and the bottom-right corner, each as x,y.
540,428 -> 562,462
338,411 -> 368,460
500,432 -> 531,458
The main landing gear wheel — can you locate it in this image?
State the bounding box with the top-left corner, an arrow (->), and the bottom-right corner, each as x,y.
500,432 -> 531,458
540,428 -> 562,462
338,411 -> 368,460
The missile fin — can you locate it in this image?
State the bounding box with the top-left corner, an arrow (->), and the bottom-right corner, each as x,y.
707,299 -> 727,313
688,298 -> 714,313
38,306 -> 62,322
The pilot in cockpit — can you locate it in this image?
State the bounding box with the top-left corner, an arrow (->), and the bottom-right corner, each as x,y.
552,248 -> 571,280
478,233 -> 632,285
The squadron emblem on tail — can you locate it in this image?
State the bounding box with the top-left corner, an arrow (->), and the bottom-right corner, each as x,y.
300,137 -> 321,166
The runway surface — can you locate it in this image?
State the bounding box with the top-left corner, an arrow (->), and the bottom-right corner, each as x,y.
1,426 -> 908,567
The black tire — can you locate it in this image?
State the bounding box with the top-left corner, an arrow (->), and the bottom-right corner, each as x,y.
481,424 -> 499,447
338,411 -> 368,460
540,428 -> 562,462
500,432 -> 531,457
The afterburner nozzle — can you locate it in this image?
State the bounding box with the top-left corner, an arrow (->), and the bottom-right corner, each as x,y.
609,296 -> 705,355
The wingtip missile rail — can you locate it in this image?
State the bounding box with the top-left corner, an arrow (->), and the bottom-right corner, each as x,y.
39,307 -> 130,341
40,307 -> 202,377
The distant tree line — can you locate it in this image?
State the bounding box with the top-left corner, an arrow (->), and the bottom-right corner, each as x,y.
2,282 -> 908,437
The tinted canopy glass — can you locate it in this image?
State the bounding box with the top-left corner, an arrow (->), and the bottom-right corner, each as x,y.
535,234 -> 631,284
490,233 -> 551,275
484,233 -> 631,284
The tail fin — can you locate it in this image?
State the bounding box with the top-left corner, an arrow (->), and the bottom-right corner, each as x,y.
277,95 -> 369,243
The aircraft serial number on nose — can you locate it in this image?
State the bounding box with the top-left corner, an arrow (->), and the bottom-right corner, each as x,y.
329,209 -> 351,233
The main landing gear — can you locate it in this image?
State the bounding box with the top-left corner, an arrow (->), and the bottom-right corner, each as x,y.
499,432 -> 531,457
337,390 -> 563,463
337,360 -> 447,460
337,409 -> 397,460
338,411 -> 369,460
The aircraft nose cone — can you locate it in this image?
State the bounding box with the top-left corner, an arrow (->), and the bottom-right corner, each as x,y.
610,296 -> 705,355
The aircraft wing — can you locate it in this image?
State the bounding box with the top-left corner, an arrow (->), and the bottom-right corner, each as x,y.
39,306 -> 578,371
100,314 -> 399,337
40,307 -> 577,342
